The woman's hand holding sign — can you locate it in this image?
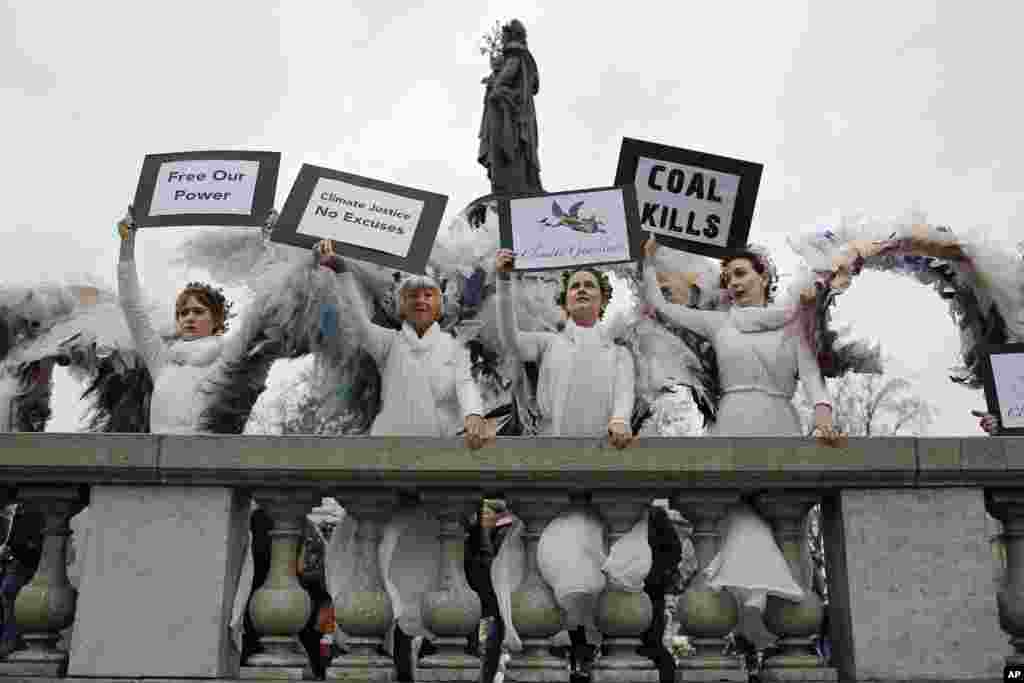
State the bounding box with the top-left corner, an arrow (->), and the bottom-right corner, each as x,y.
314,239 -> 346,274
495,248 -> 515,276
642,235 -> 658,260
117,207 -> 137,262
972,409 -> 1001,435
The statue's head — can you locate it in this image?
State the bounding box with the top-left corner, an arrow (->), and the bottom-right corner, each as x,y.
502,19 -> 527,44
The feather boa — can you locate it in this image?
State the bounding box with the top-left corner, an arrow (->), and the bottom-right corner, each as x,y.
0,282 -> 129,432
787,211 -> 1023,388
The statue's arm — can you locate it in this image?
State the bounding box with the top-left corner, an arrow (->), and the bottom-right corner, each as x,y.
492,55 -> 521,91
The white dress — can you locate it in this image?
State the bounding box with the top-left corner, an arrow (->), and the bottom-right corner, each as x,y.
498,277 -> 648,645
643,267 -> 828,610
334,272 -> 485,650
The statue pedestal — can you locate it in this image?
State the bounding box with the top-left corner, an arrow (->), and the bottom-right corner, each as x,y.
67,485 -> 249,679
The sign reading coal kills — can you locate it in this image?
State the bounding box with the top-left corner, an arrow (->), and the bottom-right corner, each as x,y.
615,138 -> 762,259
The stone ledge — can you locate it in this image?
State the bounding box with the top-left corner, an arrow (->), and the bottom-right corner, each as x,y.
0,434 -> 1023,490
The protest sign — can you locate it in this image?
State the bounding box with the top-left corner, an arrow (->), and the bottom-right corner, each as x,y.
132,151 -> 279,227
982,344 -> 1024,434
498,185 -> 642,272
271,164 -> 447,274
614,137 -> 762,258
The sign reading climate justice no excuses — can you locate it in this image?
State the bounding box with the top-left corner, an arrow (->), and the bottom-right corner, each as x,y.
614,137 -> 763,259
132,151 -> 280,227
270,164 -> 447,275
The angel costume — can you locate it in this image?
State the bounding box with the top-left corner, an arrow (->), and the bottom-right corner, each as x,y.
335,271 -> 483,438
497,275 -> 648,650
330,269 -> 485,660
118,258 -> 235,434
642,264 -> 815,611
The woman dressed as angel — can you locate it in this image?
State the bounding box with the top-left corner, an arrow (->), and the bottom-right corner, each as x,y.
641,235 -> 840,626
116,212 -> 237,433
494,248 -> 642,681
315,238 -> 487,683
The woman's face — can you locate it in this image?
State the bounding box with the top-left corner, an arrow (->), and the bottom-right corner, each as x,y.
176,295 -> 217,339
401,287 -> 441,331
722,257 -> 767,307
564,270 -> 604,323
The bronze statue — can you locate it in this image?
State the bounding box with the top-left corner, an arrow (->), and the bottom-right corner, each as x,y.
478,19 -> 543,196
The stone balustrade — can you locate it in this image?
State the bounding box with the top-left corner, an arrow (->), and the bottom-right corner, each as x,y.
0,433 -> 1020,683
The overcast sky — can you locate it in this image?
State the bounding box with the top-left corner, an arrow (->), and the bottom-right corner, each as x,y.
4,1 -> 1021,436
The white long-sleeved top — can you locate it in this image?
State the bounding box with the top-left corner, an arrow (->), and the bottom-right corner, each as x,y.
497,277 -> 634,436
337,272 -> 482,437
118,259 -> 237,434
643,266 -> 829,436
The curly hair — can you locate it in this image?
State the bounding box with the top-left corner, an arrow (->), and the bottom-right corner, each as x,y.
175,282 -> 234,333
556,268 -> 613,319
720,246 -> 779,304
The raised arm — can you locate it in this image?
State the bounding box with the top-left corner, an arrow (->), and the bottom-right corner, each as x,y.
642,239 -> 724,339
116,213 -> 166,377
316,240 -> 394,365
336,271 -> 394,364
495,249 -> 551,363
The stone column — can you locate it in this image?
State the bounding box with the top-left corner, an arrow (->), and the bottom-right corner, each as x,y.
242,489 -> 320,678
755,493 -> 836,683
417,489 -> 481,682
590,491 -> 656,683
987,490 -> 1024,667
327,490 -> 395,682
671,492 -> 745,682
2,486 -> 86,677
507,490 -> 568,683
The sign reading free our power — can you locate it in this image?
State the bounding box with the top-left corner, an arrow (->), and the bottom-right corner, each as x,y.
614,137 -> 762,259
132,151 -> 280,227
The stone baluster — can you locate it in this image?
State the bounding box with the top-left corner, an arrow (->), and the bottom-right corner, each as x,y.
242,489 -> 320,677
507,490 -> 568,683
417,488 -> 481,681
589,490 -> 656,683
3,486 -> 86,677
327,490 -> 395,682
986,490 -> 1024,668
755,493 -> 836,682
671,492 -> 745,682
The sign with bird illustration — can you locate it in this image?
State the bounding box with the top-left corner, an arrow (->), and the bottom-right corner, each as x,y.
498,185 -> 642,271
